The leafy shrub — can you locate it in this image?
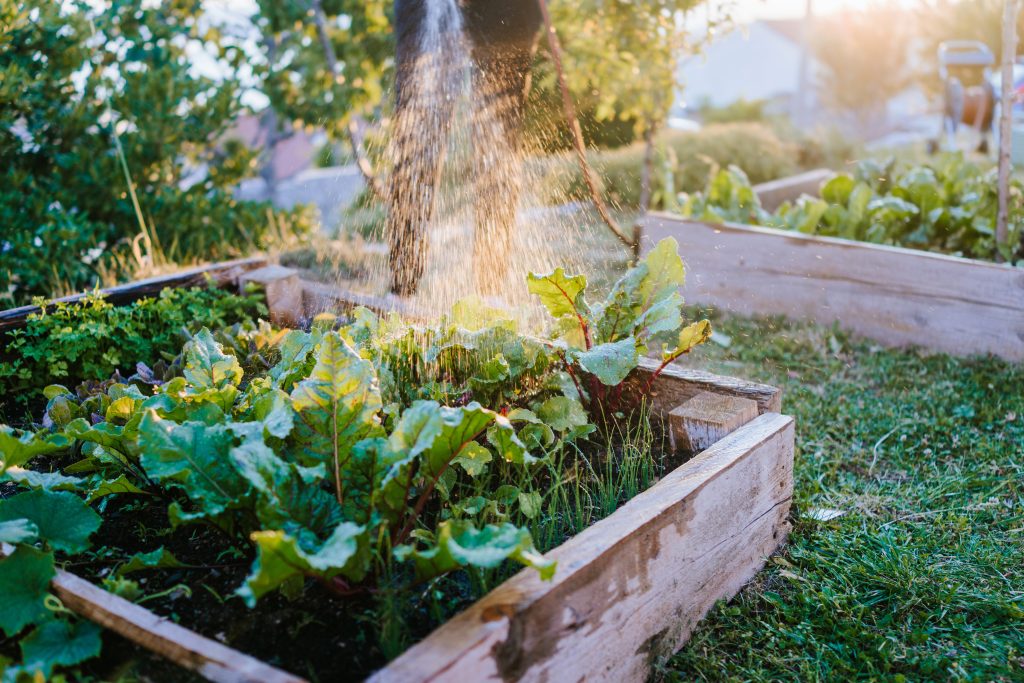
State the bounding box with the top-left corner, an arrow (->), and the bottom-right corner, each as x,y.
0,1 -> 315,306
537,123 -> 799,208
0,242 -> 709,677
677,155 -> 1024,264
0,286 -> 266,421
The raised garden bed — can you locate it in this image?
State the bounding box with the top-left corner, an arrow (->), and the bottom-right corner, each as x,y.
643,214 -> 1024,361
0,256 -> 793,682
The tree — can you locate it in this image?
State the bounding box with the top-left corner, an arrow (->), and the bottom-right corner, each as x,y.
0,0 -> 314,306
811,6 -> 911,135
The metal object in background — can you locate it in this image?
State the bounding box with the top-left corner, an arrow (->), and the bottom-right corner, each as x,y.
928,40 -> 996,154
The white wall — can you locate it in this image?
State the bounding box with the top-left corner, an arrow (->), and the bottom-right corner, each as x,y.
676,23 -> 804,109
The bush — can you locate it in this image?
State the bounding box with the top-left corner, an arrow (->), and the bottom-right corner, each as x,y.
537,123 -> 799,208
0,2 -> 315,307
0,285 -> 266,422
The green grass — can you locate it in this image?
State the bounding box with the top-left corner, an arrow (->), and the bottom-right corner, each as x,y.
663,314 -> 1024,682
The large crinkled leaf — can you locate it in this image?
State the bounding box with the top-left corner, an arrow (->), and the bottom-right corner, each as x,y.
19,619 -> 102,677
486,419 -> 535,465
115,548 -> 183,576
639,237 -> 686,305
576,337 -> 639,386
269,329 -> 322,391
0,519 -> 38,545
395,520 -> 555,581
181,328 -> 243,409
138,411 -> 248,521
0,428 -> 69,474
229,438 -> 341,533
0,546 -> 55,637
663,319 -> 713,360
0,490 -> 100,554
289,332 -> 384,475
86,474 -> 149,503
238,523 -> 367,607
2,467 -> 85,492
527,267 -> 588,319
537,396 -> 589,433
419,403 -> 501,480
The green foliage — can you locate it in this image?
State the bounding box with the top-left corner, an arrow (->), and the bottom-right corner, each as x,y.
677,155 -> 1024,264
662,314 -> 1024,681
0,285 -> 266,420
0,1 -> 314,306
539,123 -> 799,208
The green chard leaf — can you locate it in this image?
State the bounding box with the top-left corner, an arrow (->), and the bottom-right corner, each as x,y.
180,328 -> 244,410
2,468 -> 85,492
576,337 -> 640,386
239,523 -> 368,607
138,411 -> 249,523
527,267 -> 588,319
537,396 -> 589,433
0,519 -> 39,545
395,520 -> 554,581
289,332 -> 385,476
0,428 -> 69,474
116,547 -> 183,576
663,319 -> 713,360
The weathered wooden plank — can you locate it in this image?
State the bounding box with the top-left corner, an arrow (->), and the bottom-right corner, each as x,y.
0,258 -> 268,332
669,391 -> 759,453
643,214 -> 1024,361
631,357 -> 782,415
0,544 -> 305,683
752,168 -> 833,211
370,412 -> 795,683
300,280 -> 426,320
240,265 -> 303,326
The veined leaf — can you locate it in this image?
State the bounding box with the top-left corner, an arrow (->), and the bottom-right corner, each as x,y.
86,474 -> 149,503
576,337 -> 639,386
395,520 -> 555,581
115,547 -> 183,576
290,333 -> 384,484
537,396 -> 589,433
238,523 -> 367,607
0,490 -> 100,554
2,467 -> 84,492
663,319 -> 713,360
0,428 -> 68,474
638,237 -> 686,305
138,411 -> 248,522
0,546 -> 55,637
19,619 -> 102,677
527,267 -> 588,319
181,328 -> 243,409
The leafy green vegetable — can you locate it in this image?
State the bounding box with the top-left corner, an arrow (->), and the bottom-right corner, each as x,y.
0,546 -> 55,637
677,155 -> 1024,264
19,619 -> 103,678
0,490 -> 100,554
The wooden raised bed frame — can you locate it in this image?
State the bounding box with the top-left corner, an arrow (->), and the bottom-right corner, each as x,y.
3,266 -> 795,682
643,214 -> 1024,362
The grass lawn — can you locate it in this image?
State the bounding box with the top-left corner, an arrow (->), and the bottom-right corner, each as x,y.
664,313 -> 1024,681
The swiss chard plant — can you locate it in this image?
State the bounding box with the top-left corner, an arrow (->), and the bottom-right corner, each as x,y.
678,155 -> 1024,265
0,239 -> 708,678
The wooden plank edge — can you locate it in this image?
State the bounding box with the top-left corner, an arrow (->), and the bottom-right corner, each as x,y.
0,543 -> 306,683
0,258 -> 268,332
299,279 -> 427,320
641,212 -> 1024,273
632,357 -> 782,414
370,412 -> 795,682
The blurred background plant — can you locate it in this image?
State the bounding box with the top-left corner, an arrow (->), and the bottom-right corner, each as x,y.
0,0 -> 314,307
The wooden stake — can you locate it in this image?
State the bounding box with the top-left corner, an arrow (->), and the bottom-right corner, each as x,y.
239,265 -> 302,327
0,544 -> 305,683
668,391 -> 760,453
997,0 -> 1019,258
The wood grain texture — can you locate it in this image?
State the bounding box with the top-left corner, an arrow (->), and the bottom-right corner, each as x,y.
643,214 -> 1024,361
0,258 -> 267,332
0,544 -> 305,683
669,391 -> 759,453
752,168 -> 833,211
631,357 -> 782,415
370,412 -> 795,683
